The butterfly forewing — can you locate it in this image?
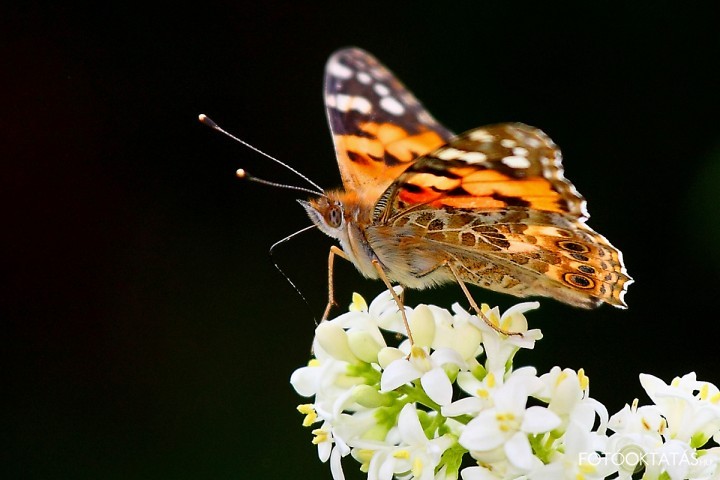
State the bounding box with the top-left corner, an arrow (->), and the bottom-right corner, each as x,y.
324,48 -> 454,203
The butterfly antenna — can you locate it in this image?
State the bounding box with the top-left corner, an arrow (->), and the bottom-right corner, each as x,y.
236,169 -> 325,197
198,114 -> 325,194
269,224 -> 319,321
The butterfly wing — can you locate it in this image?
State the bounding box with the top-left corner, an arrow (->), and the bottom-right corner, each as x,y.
378,123 -> 587,219
324,48 -> 454,204
372,123 -> 632,308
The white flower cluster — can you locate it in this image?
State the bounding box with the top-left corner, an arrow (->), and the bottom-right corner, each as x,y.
290,289 -> 720,480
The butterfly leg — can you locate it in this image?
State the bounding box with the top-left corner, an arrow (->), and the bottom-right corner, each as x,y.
446,262 -> 523,337
322,246 -> 349,320
371,259 -> 415,346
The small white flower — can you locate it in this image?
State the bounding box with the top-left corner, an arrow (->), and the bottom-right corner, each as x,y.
608,399 -> 664,438
422,304 -> 485,362
546,420 -> 616,480
536,367 -> 609,437
459,302 -> 542,377
444,367 -> 538,418
302,416 -> 353,480
640,373 -> 720,446
291,355 -> 354,424
459,374 -> 561,471
642,439 -> 697,480
354,404 -> 454,480
333,288 -> 410,337
381,345 -> 465,406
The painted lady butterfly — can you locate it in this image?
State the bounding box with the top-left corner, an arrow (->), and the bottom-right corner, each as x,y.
300,48 -> 632,327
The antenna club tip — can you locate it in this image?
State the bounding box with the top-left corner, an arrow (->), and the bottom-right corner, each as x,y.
198,114 -> 218,128
236,168 -> 247,179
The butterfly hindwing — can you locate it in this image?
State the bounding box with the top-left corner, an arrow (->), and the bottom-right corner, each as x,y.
324,48 -> 454,203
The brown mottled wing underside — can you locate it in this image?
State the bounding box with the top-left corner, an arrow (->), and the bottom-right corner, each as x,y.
373,123 -> 632,308
324,48 -> 454,204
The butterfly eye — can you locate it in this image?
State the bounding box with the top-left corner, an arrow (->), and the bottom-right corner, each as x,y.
325,205 -> 343,228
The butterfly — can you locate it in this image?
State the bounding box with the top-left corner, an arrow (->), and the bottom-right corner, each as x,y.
296,48 -> 633,331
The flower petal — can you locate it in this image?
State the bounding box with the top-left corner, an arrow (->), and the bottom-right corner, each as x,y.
521,406 -> 561,434
441,397 -> 485,417
347,329 -> 384,364
459,410 -> 505,451
430,347 -> 466,369
501,301 -> 540,319
639,373 -> 669,404
381,359 -> 421,392
460,466 -> 500,480
316,322 -> 358,363
377,347 -> 404,369
398,403 -> 427,445
330,446 -> 346,480
504,431 -> 534,471
290,365 -> 320,397
409,304 -> 436,347
422,367 -> 453,406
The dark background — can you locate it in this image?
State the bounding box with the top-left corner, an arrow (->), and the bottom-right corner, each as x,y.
3,2 -> 719,479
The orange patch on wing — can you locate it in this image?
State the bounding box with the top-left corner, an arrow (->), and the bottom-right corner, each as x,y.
398,186 -> 444,205
335,135 -> 385,163
359,122 -> 447,163
335,122 -> 448,202
387,131 -> 447,162
359,122 -> 408,144
407,172 -> 461,190
451,168 -> 508,183
463,177 -> 557,198
434,196 -> 508,209
400,168 -> 567,212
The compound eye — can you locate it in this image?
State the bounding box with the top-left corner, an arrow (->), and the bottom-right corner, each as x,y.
325,205 -> 342,228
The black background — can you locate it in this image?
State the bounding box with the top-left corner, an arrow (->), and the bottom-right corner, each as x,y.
3,2 -> 720,479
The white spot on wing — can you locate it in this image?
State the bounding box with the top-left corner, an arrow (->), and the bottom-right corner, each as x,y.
502,155 -> 531,168
327,60 -> 353,79
468,129 -> 494,142
380,96 -> 405,115
460,151 -> 488,164
436,148 -> 464,160
357,72 -> 371,84
501,139 -> 517,148
374,83 -> 390,96
512,147 -> 529,157
327,94 -> 372,114
540,155 -> 560,167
